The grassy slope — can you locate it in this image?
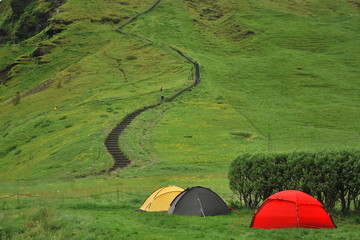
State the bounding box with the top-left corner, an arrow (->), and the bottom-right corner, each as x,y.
120,0 -> 360,193
0,0 -> 190,178
0,0 -> 359,239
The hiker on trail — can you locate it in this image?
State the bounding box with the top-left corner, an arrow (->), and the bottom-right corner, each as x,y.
195,77 -> 199,83
160,96 -> 164,103
160,86 -> 163,91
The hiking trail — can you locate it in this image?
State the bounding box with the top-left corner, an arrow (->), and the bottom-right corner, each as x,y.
104,0 -> 201,172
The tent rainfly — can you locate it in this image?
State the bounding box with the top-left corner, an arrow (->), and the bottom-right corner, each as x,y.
250,190 -> 337,229
168,186 -> 229,217
138,186 -> 184,212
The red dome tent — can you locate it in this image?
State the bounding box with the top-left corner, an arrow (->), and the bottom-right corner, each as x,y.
250,190 -> 336,229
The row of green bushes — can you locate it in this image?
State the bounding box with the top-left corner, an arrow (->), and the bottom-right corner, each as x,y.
228,150 -> 360,214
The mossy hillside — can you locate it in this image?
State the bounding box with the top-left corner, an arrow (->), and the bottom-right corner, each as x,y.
106,0 -> 360,203
0,0 -> 169,102
0,44 -> 37,69
0,0 -> 359,239
57,0 -> 157,22
125,0 -> 360,158
0,38 -> 189,179
0,1 -> 190,179
0,0 -> 149,43
0,0 -> 57,43
0,0 -> 11,26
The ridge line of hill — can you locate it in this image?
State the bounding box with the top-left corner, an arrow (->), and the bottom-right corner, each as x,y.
103,0 -> 201,173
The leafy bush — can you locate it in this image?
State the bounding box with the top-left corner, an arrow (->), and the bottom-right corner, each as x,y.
228,150 -> 360,214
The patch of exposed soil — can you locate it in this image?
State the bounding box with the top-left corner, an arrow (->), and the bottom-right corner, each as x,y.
348,1 -> 360,11
90,17 -> 122,24
0,64 -> 18,85
184,0 -> 225,22
31,43 -> 56,58
46,19 -> 73,38
31,42 -> 57,64
230,132 -> 261,140
183,0 -> 254,42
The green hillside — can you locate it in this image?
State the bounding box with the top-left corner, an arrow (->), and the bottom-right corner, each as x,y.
0,0 -> 359,239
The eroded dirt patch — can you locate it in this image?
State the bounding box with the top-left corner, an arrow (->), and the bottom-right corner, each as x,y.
0,64 -> 18,85
348,0 -> 360,11
230,132 -> 261,140
183,0 -> 254,42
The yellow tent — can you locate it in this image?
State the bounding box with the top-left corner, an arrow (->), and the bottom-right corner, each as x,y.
139,186 -> 184,212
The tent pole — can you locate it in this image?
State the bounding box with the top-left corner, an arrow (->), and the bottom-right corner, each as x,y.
198,198 -> 206,217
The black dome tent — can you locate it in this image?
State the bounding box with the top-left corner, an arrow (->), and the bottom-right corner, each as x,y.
168,186 -> 229,217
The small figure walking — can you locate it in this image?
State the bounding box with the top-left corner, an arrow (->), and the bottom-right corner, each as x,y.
160,96 -> 164,103
160,86 -> 163,91
54,106 -> 57,111
195,77 -> 199,84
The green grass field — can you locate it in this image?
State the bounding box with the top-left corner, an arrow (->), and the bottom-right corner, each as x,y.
1,0 -> 359,239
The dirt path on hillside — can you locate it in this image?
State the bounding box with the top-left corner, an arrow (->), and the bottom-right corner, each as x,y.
104,0 -> 202,172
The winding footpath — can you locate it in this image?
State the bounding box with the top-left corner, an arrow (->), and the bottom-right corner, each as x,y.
105,0 -> 201,172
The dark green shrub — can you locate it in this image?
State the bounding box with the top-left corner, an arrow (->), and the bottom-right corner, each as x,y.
229,150 -> 360,214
